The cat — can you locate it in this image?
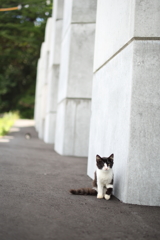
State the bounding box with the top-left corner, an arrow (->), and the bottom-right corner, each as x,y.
70,154 -> 114,200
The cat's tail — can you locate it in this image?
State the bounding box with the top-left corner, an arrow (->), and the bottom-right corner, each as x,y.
70,188 -> 97,195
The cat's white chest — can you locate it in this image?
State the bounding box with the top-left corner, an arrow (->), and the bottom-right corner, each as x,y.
97,168 -> 113,186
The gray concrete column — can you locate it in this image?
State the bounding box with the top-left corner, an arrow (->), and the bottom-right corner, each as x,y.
34,58 -> 41,131
34,42 -> 47,139
40,18 -> 53,140
54,0 -> 97,156
87,0 -> 160,206
44,0 -> 64,144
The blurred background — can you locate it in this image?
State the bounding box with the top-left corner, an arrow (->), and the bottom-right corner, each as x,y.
0,0 -> 52,121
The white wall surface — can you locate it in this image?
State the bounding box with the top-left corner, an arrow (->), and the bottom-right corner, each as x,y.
55,99 -> 91,156
58,24 -> 95,102
93,0 -> 135,71
88,42 -> 133,201
43,0 -> 64,144
88,0 -> 160,206
127,40 -> 160,205
55,0 -> 97,156
93,0 -> 160,71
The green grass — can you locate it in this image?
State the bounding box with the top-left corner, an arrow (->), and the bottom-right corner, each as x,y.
0,112 -> 19,136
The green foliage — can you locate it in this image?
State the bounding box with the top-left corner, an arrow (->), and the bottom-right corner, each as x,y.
0,112 -> 19,136
0,0 -> 52,118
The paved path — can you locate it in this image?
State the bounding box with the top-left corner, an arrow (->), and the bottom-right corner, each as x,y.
0,119 -> 159,240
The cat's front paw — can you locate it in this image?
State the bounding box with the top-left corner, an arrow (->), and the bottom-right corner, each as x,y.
104,194 -> 111,200
97,194 -> 103,199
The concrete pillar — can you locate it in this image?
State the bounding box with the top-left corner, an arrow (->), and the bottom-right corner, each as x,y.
34,42 -> 48,139
34,58 -> 41,131
41,18 -> 53,139
34,18 -> 53,139
44,0 -> 64,144
54,0 -> 97,156
87,0 -> 160,206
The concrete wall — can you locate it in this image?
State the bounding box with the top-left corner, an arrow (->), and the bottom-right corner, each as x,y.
87,0 -> 160,206
35,1 -> 64,143
34,58 -> 41,132
44,0 -> 64,143
34,41 -> 48,139
54,0 -> 97,156
34,0 -> 160,206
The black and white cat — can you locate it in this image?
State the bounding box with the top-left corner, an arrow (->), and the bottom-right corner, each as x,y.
70,154 -> 114,200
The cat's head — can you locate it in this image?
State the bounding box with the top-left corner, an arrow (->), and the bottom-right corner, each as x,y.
96,154 -> 114,171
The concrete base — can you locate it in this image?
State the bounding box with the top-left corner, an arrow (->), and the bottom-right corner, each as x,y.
38,118 -> 45,140
44,113 -> 56,144
88,40 -> 160,206
44,65 -> 59,143
55,98 -> 91,156
38,84 -> 47,140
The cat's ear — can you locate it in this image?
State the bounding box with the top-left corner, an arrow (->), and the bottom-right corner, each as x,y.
109,154 -> 114,161
96,155 -> 101,162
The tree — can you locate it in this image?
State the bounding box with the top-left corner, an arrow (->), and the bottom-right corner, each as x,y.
0,0 -> 52,118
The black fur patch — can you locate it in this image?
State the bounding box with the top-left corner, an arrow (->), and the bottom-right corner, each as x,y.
70,188 -> 97,195
93,172 -> 97,188
106,188 -> 112,195
96,154 -> 114,170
